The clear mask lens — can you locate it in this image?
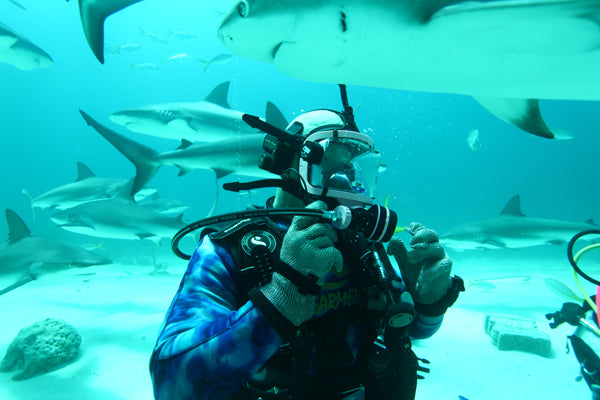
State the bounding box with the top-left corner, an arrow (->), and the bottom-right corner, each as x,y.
308,138 -> 380,199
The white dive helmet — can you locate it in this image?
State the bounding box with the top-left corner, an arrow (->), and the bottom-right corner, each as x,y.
288,110 -> 381,207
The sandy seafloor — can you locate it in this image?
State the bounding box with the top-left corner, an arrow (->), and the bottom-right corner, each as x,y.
0,244 -> 594,400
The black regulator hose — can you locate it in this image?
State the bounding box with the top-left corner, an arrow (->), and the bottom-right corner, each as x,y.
171,204 -> 397,260
171,207 -> 348,260
567,229 -> 600,286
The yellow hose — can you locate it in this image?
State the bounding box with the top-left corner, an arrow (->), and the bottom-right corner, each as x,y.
572,243 -> 600,336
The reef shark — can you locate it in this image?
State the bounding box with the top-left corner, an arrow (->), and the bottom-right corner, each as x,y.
0,22 -> 53,70
109,81 -> 269,143
0,209 -> 112,295
440,194 -> 598,250
217,0 -> 600,138
51,197 -> 186,242
79,100 -> 285,195
24,161 -> 155,210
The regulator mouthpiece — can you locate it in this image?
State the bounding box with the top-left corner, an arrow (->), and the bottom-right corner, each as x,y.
325,205 -> 397,242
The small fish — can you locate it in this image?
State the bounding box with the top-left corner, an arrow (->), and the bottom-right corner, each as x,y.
170,30 -> 198,40
104,44 -> 121,55
120,42 -> 142,53
198,53 -> 233,72
9,0 -> 26,11
81,242 -> 105,251
552,129 -> 574,141
129,62 -> 159,72
467,128 -> 480,152
544,277 -> 584,302
138,27 -> 168,44
164,53 -> 194,64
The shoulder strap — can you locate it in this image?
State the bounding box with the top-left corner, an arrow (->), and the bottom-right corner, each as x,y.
210,218 -> 285,305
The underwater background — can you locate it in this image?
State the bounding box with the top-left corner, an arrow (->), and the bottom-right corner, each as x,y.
1,1 -> 599,399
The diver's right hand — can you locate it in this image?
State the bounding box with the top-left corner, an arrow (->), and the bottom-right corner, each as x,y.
280,200 -> 344,285
260,201 -> 343,326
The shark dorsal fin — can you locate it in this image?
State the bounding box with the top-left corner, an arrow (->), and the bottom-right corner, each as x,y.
204,81 -> 231,109
76,161 -> 96,181
6,209 -> 32,243
266,101 -> 288,130
500,195 -> 526,217
586,218 -> 598,226
177,139 -> 193,150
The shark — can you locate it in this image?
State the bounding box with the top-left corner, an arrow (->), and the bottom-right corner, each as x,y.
109,81 -> 271,143
79,100 -> 285,195
50,197 -> 186,243
440,194 -> 598,250
217,0 -> 600,138
0,209 -> 112,295
0,21 -> 53,70
24,161 -> 156,210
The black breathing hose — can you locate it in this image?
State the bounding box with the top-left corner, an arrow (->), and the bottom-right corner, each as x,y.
171,208 -> 338,260
567,229 -> 600,286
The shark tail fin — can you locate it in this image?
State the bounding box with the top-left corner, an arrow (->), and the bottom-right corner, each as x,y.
474,97 -> 555,139
79,110 -> 161,196
78,0 -> 144,63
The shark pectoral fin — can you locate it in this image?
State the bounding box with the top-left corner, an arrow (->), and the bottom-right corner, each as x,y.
78,0 -> 144,63
473,97 -> 554,139
137,233 -> 161,245
547,239 -> 565,246
212,168 -> 231,179
58,221 -> 96,230
0,36 -> 18,48
166,118 -> 194,132
483,238 -> 507,248
176,165 -> 192,177
0,271 -> 36,296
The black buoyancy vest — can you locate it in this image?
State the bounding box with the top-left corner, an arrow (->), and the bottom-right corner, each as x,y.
208,217 -> 420,400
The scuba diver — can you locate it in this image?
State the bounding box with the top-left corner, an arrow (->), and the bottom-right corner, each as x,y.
150,86 -> 465,400
546,230 -> 600,400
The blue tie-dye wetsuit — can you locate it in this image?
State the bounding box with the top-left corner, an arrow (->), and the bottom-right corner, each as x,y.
150,224 -> 446,400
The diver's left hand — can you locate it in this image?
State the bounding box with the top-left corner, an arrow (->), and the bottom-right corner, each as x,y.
388,223 -> 452,305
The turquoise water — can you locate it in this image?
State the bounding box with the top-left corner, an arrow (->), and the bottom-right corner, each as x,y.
1,1 -> 599,399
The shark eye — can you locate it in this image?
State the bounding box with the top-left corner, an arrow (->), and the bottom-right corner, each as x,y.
238,0 -> 250,18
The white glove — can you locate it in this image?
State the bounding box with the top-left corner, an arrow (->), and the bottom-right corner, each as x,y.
261,201 -> 343,326
388,222 -> 452,305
